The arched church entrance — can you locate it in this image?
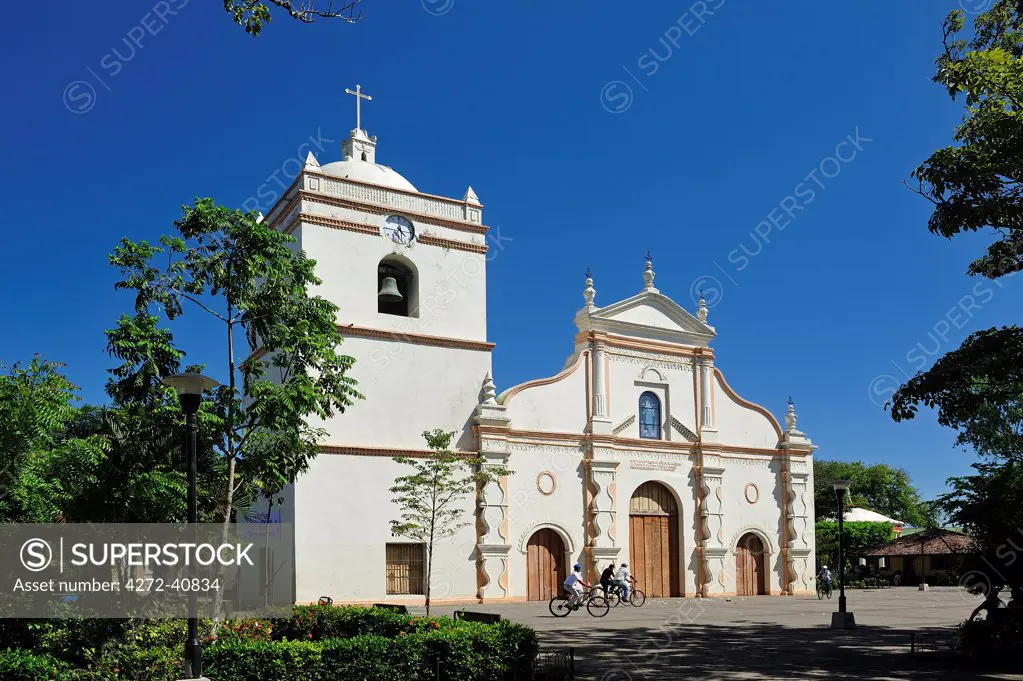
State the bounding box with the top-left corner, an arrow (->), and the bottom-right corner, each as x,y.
735,533 -> 767,596
526,528 -> 566,601
629,481 -> 680,598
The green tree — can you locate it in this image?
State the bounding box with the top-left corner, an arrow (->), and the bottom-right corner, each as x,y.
813,460 -> 930,527
0,357 -> 81,522
225,0 -> 362,35
107,198 -> 360,611
889,1 -> 1023,590
390,430 -> 508,616
814,520 -> 894,569
890,1 -> 1022,457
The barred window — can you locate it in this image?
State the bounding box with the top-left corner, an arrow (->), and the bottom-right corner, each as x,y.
385,543 -> 425,595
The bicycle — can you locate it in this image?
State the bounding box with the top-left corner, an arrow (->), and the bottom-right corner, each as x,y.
816,578 -> 833,600
549,587 -> 611,617
602,582 -> 646,607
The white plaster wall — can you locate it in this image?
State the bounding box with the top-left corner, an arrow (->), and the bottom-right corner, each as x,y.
294,454 -> 478,603
316,336 -> 490,451
504,444 -> 587,598
719,456 -> 786,593
713,372 -> 780,449
605,356 -> 698,439
300,210 -> 488,342
609,303 -> 688,332
502,357 -> 588,434
613,458 -> 701,596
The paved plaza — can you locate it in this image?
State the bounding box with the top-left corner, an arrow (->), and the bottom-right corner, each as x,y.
429,588 -> 1023,680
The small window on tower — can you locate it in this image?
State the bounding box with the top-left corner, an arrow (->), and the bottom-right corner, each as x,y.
377,256 -> 418,318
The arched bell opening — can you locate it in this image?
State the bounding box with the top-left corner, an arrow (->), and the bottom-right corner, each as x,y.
377,256 -> 418,318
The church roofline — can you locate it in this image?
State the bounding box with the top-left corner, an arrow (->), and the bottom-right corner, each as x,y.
263,181 -> 490,239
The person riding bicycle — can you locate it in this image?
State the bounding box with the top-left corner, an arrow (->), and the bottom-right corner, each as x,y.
817,565 -> 833,592
614,562 -> 635,602
599,563 -> 616,596
564,564 -> 591,610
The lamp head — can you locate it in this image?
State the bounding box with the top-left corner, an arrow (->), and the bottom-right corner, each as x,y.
163,372 -> 220,415
832,479 -> 851,493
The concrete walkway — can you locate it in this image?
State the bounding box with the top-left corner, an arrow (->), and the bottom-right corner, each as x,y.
427,588 -> 1022,680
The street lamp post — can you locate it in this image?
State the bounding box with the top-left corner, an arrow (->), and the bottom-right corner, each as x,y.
830,478 -> 856,630
163,372 -> 220,680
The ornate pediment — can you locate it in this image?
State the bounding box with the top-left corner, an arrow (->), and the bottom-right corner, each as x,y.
578,291 -> 715,347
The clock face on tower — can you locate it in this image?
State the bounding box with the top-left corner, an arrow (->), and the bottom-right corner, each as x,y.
383,215 -> 415,245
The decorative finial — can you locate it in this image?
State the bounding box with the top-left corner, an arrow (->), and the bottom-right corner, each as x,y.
697,289 -> 709,323
642,253 -> 657,292
785,398 -> 798,433
481,372 -> 498,405
464,186 -> 481,206
304,151 -> 320,168
583,268 -> 596,308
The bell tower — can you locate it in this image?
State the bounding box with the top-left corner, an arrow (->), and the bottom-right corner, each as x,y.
259,88 -> 493,452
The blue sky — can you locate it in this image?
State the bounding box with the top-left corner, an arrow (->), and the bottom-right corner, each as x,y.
0,0 -> 1017,501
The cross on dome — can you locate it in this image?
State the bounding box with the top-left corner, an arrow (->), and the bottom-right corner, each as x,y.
344,83 -> 373,133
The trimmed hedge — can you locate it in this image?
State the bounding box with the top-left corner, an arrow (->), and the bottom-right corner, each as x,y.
0,606 -> 539,681
205,622 -> 538,681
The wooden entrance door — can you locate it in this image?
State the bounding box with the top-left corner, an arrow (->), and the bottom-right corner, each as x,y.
526,529 -> 566,601
735,533 -> 766,596
629,482 -> 680,598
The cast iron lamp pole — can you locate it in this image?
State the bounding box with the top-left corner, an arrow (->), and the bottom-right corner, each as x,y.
163,373 -> 220,679
830,478 -> 855,629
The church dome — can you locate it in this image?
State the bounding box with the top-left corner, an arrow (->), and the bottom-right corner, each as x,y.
318,159 -> 418,193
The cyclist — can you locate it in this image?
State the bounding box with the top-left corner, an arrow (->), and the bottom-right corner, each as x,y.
817,565 -> 833,594
564,564 -> 591,610
599,563 -> 616,596
614,562 -> 634,603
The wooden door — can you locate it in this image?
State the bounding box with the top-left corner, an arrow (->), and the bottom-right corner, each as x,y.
526,529 -> 565,601
735,533 -> 766,596
629,482 -> 680,598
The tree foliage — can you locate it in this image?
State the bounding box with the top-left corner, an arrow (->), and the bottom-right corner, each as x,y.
815,520 -> 895,568
812,460 -> 933,527
890,2 -> 1023,592
390,430 -> 508,615
224,0 -> 362,36
890,1 -> 1023,461
941,460 -> 1023,589
107,198 -> 360,611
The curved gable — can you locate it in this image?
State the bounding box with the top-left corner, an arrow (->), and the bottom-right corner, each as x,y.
499,353 -> 588,433
714,368 -> 782,449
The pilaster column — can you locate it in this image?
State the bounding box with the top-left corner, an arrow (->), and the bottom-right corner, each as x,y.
593,343 -> 607,418
785,464 -> 814,595
586,448 -> 620,578
590,343 -> 613,436
698,455 -> 727,595
699,360 -> 717,441
780,399 -> 816,596
474,374 -> 512,600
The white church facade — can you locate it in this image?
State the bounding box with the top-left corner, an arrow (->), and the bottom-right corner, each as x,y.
261,96 -> 817,604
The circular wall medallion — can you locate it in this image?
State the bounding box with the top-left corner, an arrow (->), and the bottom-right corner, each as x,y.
744,483 -> 760,505
536,471 -> 556,496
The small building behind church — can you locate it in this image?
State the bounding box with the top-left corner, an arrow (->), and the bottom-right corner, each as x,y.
256,96 -> 818,605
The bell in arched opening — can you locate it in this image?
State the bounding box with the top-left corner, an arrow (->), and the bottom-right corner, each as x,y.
378,276 -> 402,303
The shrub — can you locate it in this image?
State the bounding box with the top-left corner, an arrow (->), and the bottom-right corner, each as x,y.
954,613 -> 1023,666
271,604 -> 456,641
0,649 -> 70,680
205,620 -> 539,681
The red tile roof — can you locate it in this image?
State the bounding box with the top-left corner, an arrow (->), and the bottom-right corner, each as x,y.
863,529 -> 975,557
